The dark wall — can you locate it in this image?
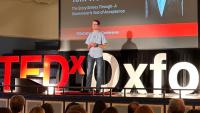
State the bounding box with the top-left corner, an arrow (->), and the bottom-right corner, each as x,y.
0,36 -> 60,55
0,36 -> 41,55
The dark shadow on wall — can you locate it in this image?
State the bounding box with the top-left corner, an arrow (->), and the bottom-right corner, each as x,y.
121,31 -> 137,50
114,31 -> 138,92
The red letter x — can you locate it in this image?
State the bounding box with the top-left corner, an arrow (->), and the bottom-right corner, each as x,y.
69,56 -> 85,75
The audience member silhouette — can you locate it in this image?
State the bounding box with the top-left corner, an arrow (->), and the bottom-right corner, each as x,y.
168,99 -> 185,113
102,106 -> 118,113
67,110 -> 82,113
29,106 -> 45,113
10,95 -> 25,113
128,102 -> 140,113
92,100 -> 107,113
66,105 -> 86,113
134,105 -> 154,113
41,103 -> 54,113
65,102 -> 80,113
5,95 -> 189,113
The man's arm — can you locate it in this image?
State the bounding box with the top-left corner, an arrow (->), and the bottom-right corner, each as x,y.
99,32 -> 107,49
88,43 -> 107,49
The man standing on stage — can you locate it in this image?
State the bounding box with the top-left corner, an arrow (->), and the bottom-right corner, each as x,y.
85,19 -> 107,93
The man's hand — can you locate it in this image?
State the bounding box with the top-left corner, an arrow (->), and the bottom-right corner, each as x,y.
88,43 -> 97,49
90,43 -> 97,47
98,43 -> 107,48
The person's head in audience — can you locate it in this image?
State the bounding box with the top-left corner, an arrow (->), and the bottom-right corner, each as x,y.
29,106 -> 45,113
41,103 -> 54,113
134,105 -> 154,113
92,100 -> 107,113
102,107 -> 118,113
67,105 -> 86,113
67,110 -> 82,113
128,102 -> 140,113
187,109 -> 200,113
0,107 -> 12,113
65,102 -> 80,113
168,99 -> 185,113
10,95 -> 25,113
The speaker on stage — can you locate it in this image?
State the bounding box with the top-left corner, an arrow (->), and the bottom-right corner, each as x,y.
15,78 -> 47,94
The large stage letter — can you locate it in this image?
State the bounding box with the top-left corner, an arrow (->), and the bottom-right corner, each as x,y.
150,53 -> 166,94
91,53 -> 120,92
44,55 -> 69,90
123,64 -> 148,94
169,62 -> 199,94
69,56 -> 85,75
20,55 -> 41,78
0,56 -> 19,91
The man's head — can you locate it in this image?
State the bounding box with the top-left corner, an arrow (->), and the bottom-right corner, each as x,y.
10,95 -> 25,113
67,105 -> 86,113
29,106 -> 45,113
92,19 -> 100,31
128,102 -> 140,113
134,105 -> 153,113
102,107 -> 118,113
41,103 -> 54,113
168,99 -> 185,113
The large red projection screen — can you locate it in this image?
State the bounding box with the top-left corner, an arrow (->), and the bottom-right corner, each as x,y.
60,0 -> 198,50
